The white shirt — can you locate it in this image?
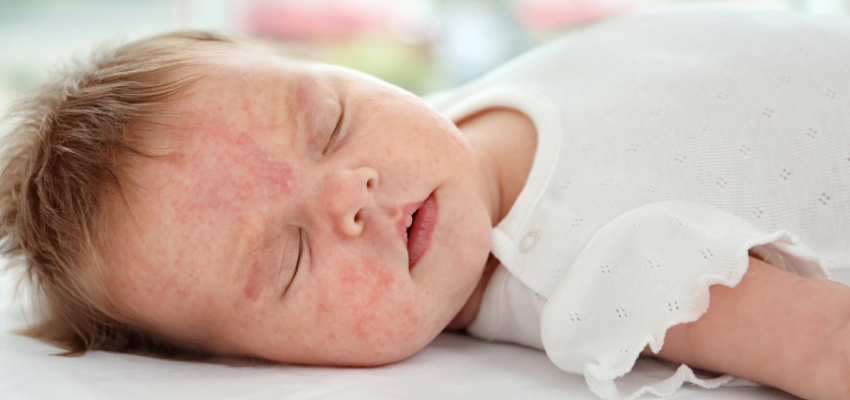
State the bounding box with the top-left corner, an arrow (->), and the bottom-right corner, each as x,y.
430,7 -> 850,400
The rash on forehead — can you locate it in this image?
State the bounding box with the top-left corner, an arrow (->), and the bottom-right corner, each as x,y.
171,105 -> 296,299
162,106 -> 294,223
115,86 -> 300,322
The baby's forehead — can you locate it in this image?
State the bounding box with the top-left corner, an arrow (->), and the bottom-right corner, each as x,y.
141,97 -> 296,205
100,50 -> 337,340
172,57 -> 334,137
124,63 -> 302,248
109,105 -> 297,340
195,49 -> 326,100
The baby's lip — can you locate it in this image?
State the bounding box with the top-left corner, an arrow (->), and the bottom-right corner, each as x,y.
407,192 -> 437,271
396,200 -> 423,246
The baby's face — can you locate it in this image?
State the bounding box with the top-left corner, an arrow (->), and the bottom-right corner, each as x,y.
105,48 -> 494,366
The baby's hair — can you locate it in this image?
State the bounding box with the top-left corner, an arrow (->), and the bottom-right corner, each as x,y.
0,30 -> 295,358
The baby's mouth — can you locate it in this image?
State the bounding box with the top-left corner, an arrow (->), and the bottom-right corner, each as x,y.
406,192 -> 438,271
406,210 -> 418,240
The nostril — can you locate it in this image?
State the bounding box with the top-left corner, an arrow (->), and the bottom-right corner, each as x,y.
354,211 -> 362,223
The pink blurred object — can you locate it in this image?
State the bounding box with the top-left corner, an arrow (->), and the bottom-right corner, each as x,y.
515,0 -> 639,29
243,0 -> 429,40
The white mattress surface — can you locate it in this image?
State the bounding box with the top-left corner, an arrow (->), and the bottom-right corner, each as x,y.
0,267 -> 820,400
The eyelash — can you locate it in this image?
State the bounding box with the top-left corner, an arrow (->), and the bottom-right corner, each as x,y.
284,229 -> 304,295
321,106 -> 345,155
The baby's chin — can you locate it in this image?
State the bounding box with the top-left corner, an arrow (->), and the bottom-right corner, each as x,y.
256,336 -> 432,368
267,318 -> 449,368
319,323 -> 474,367
332,343 -> 430,368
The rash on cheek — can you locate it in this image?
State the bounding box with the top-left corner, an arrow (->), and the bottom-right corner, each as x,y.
343,263 -> 394,340
311,257 -> 422,352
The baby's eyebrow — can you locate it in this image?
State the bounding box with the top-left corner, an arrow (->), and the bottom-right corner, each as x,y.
242,257 -> 264,302
239,234 -> 278,304
240,229 -> 297,304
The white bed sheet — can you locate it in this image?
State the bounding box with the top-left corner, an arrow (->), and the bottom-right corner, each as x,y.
4,267 -> 837,400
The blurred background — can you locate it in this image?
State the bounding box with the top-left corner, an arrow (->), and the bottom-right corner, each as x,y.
1,0 -> 849,109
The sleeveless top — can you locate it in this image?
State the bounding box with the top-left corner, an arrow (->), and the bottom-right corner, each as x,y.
430,7 -> 850,399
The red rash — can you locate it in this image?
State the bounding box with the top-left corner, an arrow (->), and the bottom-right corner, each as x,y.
308,256 -> 421,346
295,80 -> 311,115
164,106 -> 296,302
172,125 -> 293,214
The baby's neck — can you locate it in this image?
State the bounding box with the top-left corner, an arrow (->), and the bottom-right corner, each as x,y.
447,107 -> 538,329
445,254 -> 500,330
458,107 -> 537,225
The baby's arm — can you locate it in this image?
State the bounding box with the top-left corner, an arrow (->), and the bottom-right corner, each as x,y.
645,257 -> 850,399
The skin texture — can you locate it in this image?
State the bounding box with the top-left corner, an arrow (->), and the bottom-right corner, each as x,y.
104,47 -> 537,367
101,44 -> 850,399
645,257 -> 850,400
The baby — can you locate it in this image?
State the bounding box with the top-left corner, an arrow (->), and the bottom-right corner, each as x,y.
3,7 -> 850,400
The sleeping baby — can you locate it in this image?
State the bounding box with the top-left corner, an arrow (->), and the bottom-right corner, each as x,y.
3,6 -> 850,400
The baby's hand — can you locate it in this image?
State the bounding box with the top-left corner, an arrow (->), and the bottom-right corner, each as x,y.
645,257 -> 850,400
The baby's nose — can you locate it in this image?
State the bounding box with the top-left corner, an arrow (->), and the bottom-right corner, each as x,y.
323,167 -> 379,237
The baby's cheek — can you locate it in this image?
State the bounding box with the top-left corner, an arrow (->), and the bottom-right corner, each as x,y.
313,258 -> 423,362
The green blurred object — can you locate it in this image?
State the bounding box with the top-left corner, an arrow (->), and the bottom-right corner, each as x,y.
317,35 -> 435,95
0,0 -> 823,100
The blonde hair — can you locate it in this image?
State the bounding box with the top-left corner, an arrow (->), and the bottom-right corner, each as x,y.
0,31 -> 252,358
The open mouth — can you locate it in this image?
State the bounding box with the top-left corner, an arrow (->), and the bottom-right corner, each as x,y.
406,210 -> 418,240
406,192 -> 437,271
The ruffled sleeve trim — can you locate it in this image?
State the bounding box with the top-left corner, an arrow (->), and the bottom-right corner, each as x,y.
539,201 -> 826,400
